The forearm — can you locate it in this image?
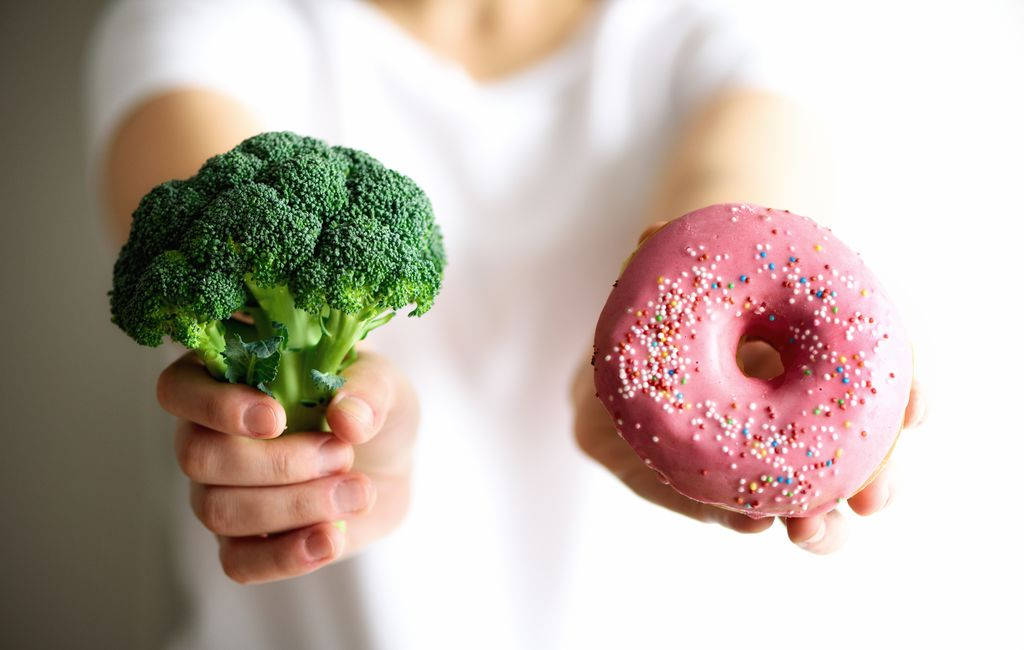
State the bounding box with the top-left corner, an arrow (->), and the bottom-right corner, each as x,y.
647,89 -> 833,224
102,88 -> 262,245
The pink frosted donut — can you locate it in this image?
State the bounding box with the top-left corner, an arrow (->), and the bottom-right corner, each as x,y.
593,204 -> 912,518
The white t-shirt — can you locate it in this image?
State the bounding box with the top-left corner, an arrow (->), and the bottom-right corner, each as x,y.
87,1 -> 766,647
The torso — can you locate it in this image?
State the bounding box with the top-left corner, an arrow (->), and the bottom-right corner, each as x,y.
91,1 -> 765,647
369,0 -> 596,80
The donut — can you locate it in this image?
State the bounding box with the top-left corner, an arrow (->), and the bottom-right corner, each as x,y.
592,204 -> 912,518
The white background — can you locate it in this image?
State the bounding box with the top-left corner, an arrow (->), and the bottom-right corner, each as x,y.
2,1 -> 1022,648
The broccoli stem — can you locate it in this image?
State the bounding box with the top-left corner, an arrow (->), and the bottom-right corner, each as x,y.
273,349 -> 327,432
243,282 -> 394,432
194,321 -> 228,378
270,309 -> 380,431
315,309 -> 373,377
246,282 -> 322,348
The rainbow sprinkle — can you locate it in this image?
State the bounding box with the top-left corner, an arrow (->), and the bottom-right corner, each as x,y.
605,208 -> 898,516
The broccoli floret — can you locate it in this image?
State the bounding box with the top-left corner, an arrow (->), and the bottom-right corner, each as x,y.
111,132 -> 446,431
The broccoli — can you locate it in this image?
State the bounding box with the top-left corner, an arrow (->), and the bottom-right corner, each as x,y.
110,131 -> 446,432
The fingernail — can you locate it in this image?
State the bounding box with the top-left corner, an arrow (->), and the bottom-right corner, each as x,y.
335,396 -> 374,429
305,531 -> 334,561
799,521 -> 827,548
334,478 -> 369,514
244,404 -> 278,437
319,439 -> 350,475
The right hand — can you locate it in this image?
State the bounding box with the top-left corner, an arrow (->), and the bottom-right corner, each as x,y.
157,348 -> 418,584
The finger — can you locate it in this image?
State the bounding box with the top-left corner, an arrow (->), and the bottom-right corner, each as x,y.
174,423 -> 354,486
847,463 -> 893,516
573,362 -> 773,534
157,353 -> 285,438
614,458 -> 775,533
637,220 -> 669,246
325,349 -> 401,445
190,473 -> 375,536
903,377 -> 927,429
786,509 -> 848,554
719,510 -> 776,534
573,370 -> 772,533
218,521 -> 344,585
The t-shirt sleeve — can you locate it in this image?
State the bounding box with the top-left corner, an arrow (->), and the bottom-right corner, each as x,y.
84,0 -> 318,166
585,0 -> 797,155
663,0 -> 796,115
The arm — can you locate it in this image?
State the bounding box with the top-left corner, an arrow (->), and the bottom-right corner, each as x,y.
648,88 -> 833,221
103,90 -> 418,582
102,88 -> 262,244
573,89 -> 925,553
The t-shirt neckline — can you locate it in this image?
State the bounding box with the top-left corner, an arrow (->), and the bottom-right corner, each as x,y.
348,0 -> 609,99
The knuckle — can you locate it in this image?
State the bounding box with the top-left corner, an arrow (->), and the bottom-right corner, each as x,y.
196,488 -> 233,534
202,392 -> 227,432
219,545 -> 250,585
222,564 -> 250,585
267,447 -> 295,483
290,485 -> 326,524
175,430 -> 211,480
274,539 -> 300,576
318,483 -> 340,519
155,366 -> 175,411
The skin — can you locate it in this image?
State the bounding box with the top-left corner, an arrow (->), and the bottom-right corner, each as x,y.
158,349 -> 416,583
372,0 -> 594,80
102,0 -> 925,583
106,90 -> 419,583
573,220 -> 926,553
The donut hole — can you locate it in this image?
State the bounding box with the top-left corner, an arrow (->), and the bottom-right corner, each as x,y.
736,337 -> 785,381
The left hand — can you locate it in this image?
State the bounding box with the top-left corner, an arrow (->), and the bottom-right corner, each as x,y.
572,222 -> 927,554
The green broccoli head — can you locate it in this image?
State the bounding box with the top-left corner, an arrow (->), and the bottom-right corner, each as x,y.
110,132 -> 446,431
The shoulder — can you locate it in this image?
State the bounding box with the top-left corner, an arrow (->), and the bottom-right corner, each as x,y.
92,0 -> 308,38
592,0 -> 754,81
93,0 -> 310,30
595,0 -> 744,53
86,0 -> 323,159
89,0 -> 316,60
587,0 -> 768,114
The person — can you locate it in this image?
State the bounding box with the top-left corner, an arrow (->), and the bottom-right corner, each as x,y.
88,0 -> 925,647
